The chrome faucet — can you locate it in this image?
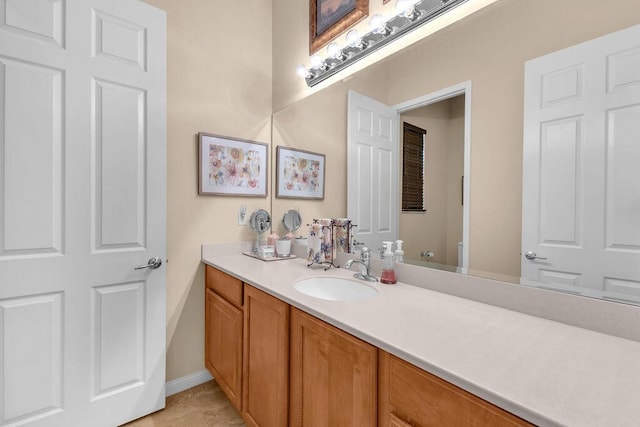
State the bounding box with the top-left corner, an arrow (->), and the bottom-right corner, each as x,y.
344,247 -> 378,282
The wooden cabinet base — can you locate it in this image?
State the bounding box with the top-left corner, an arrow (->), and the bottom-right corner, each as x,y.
378,350 -> 532,426
204,264 -> 536,427
290,308 -> 377,427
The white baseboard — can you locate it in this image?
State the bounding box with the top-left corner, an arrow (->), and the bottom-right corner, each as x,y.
165,369 -> 213,397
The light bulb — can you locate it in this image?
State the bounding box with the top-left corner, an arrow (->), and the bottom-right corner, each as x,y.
309,54 -> 323,69
369,14 -> 389,35
327,42 -> 341,59
395,0 -> 410,13
346,29 -> 362,47
395,0 -> 420,19
296,64 -> 307,78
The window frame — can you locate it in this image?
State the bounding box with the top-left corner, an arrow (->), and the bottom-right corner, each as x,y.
401,122 -> 427,213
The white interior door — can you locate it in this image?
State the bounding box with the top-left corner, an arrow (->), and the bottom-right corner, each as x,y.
347,90 -> 399,252
0,1 -> 166,426
522,24 -> 640,304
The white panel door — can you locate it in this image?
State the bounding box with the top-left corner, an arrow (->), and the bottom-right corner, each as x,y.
0,0 -> 166,426
347,91 -> 399,252
522,24 -> 640,304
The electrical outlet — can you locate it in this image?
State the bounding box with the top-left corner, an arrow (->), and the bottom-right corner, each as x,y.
238,205 -> 247,226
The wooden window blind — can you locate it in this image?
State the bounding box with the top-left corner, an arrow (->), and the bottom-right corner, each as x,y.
402,122 -> 426,212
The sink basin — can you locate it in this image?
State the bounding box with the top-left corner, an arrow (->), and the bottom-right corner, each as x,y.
293,277 -> 378,301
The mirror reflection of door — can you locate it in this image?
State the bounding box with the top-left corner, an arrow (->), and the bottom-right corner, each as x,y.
347,90 -> 466,268
347,91 -> 399,253
400,96 -> 465,269
522,24 -> 640,305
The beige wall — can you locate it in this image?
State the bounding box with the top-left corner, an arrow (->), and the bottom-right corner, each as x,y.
272,0 -> 640,279
139,0 -> 640,384
271,62 -> 390,236
143,0 -> 272,382
383,0 -> 640,277
399,96 -> 464,266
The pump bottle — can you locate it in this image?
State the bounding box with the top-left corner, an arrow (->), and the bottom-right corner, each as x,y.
394,240 -> 404,263
380,241 -> 397,284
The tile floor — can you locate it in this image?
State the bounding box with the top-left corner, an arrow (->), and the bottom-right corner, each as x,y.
123,380 -> 245,427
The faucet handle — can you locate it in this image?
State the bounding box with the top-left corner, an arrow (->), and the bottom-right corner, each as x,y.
360,247 -> 371,261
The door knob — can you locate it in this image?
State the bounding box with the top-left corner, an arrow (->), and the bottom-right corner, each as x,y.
135,257 -> 163,270
525,251 -> 547,261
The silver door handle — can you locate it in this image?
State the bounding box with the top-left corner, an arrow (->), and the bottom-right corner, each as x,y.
525,251 -> 547,261
135,257 -> 163,270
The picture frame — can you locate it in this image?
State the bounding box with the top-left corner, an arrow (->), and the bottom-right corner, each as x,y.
276,146 -> 325,200
309,0 -> 368,54
198,132 -> 268,197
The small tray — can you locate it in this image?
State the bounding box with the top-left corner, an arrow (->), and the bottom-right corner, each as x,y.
243,251 -> 298,262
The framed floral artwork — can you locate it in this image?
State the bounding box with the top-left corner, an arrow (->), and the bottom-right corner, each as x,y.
309,0 -> 368,54
198,133 -> 268,197
276,146 -> 325,200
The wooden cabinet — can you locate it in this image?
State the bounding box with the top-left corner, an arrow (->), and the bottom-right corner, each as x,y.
242,284 -> 290,427
290,307 -> 377,427
378,350 -> 532,426
205,265 -> 289,425
204,264 -> 534,426
205,266 -> 243,411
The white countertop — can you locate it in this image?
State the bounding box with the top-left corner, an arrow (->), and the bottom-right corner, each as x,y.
202,253 -> 640,426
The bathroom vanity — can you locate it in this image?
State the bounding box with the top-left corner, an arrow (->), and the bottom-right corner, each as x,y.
202,246 -> 640,426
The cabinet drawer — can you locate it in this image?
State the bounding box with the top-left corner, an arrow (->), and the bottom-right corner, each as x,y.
205,265 -> 243,308
378,350 -> 532,426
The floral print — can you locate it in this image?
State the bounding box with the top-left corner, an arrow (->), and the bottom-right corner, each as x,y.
208,144 -> 261,189
282,155 -> 321,193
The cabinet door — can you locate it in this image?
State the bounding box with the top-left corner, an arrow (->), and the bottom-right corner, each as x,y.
378,350 -> 532,426
290,308 -> 377,427
205,288 -> 243,411
242,285 -> 290,427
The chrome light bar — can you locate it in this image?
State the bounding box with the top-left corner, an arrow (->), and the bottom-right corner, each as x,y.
303,0 -> 469,87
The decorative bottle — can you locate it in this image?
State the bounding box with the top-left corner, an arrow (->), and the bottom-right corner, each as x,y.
380,241 -> 397,284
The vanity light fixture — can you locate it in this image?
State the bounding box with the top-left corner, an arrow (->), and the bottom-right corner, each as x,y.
297,0 -> 468,87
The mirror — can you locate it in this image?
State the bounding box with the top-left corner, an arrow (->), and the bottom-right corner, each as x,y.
249,209 -> 272,252
270,0 -> 640,305
282,209 -> 302,235
249,209 -> 271,234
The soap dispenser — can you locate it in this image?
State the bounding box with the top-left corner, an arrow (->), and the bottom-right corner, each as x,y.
394,240 -> 404,263
380,241 -> 397,284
